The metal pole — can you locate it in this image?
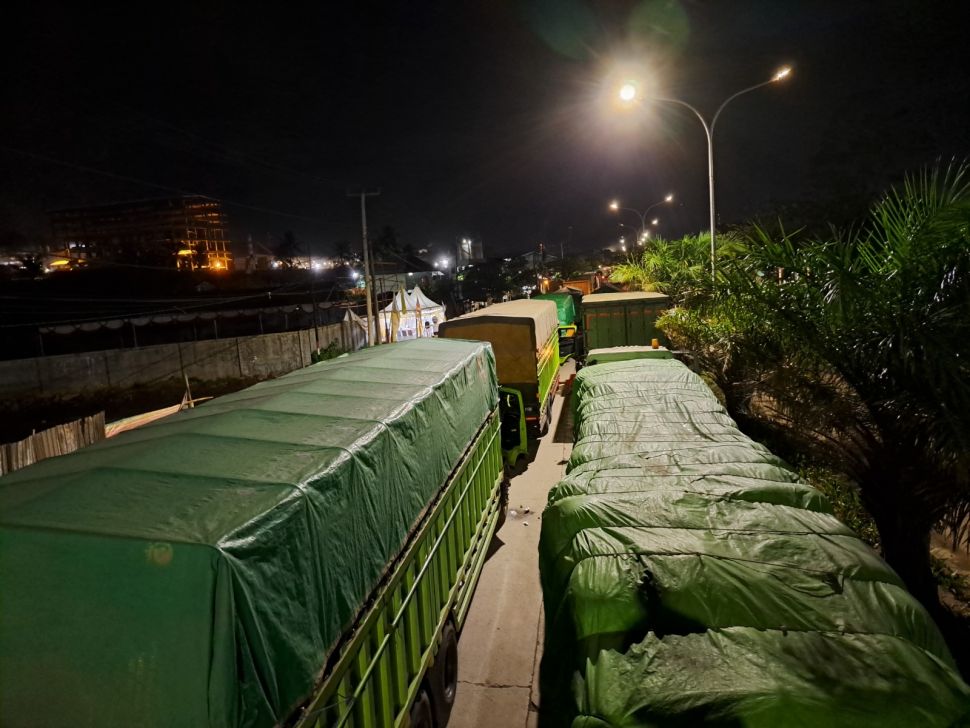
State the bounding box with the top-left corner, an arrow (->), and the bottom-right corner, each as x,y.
658,76 -> 779,282
350,189 -> 381,346
360,194 -> 374,346
705,124 -> 716,279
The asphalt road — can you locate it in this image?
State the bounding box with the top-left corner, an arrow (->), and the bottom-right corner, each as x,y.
450,361 -> 576,728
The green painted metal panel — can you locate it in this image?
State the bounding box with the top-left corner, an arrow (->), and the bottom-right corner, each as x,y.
585,346 -> 672,365
581,292 -> 670,350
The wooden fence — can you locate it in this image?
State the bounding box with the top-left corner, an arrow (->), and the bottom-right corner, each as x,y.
0,412 -> 105,476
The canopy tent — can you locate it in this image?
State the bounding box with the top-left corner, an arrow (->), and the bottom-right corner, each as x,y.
380,285 -> 446,342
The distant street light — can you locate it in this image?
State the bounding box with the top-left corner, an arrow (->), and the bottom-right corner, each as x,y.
618,222 -> 651,247
618,66 -> 792,278
609,193 -> 674,243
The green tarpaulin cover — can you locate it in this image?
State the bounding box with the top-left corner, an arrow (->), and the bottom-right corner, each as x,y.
0,338 -> 498,728
539,358 -> 970,727
534,292 -> 577,326
575,628 -> 970,728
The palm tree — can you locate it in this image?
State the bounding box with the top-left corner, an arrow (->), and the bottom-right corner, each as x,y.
611,233 -> 736,305
724,163 -> 970,609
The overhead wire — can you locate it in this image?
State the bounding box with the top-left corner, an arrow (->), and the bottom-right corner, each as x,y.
0,145 -> 337,225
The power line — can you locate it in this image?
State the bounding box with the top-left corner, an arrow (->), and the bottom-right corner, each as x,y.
115,106 -> 351,189
0,283 -> 349,329
0,145 -> 338,224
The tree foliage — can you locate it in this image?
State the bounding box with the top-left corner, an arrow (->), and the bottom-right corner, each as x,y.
610,233 -> 745,306
659,163 -> 970,611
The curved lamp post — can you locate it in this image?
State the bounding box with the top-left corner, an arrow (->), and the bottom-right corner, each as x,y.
609,193 -> 673,242
619,66 -> 791,278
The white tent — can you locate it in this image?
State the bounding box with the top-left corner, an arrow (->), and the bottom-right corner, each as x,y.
380,285 -> 447,341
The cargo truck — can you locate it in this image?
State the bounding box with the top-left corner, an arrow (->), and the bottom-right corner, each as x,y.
533,289 -> 582,364
538,357 -> 970,726
581,290 -> 670,351
0,338 -> 505,728
437,299 -> 559,465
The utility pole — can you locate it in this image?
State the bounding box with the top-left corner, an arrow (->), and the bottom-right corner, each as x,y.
455,236 -> 462,303
349,189 -> 381,345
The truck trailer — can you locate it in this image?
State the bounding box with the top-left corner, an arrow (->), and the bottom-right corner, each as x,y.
581,291 -> 670,351
437,299 -> 560,464
533,289 -> 582,364
0,338 -> 505,728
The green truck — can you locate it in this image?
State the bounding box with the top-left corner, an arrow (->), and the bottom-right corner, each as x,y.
0,338 -> 505,728
533,290 -> 582,364
539,357 -> 970,726
581,291 -> 670,351
437,299 -> 560,464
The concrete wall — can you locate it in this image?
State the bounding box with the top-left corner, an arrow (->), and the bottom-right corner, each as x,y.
0,320 -> 366,398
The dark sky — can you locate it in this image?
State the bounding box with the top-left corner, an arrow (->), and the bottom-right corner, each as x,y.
3,1 -> 969,258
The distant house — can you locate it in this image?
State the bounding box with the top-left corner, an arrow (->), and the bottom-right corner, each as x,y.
50,196 -> 232,271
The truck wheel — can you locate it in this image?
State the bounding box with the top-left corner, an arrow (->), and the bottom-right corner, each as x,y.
496,478 -> 511,529
409,687 -> 435,728
429,621 -> 459,726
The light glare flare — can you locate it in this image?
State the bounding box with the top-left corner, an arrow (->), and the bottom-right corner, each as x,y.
773,66 -> 792,82
619,83 -> 637,102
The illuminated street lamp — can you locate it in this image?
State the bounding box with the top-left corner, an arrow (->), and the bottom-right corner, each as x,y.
618,222 -> 652,247
609,193 -> 674,243
618,66 -> 792,278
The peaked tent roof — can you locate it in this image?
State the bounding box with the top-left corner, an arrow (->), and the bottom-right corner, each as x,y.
381,286 -> 445,313
411,286 -> 442,310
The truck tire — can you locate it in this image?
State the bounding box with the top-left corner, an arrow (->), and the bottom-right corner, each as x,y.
429,621 -> 459,726
409,687 -> 435,728
539,413 -> 550,437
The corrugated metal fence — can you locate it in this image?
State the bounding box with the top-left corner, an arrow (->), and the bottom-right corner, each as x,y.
0,412 -> 105,476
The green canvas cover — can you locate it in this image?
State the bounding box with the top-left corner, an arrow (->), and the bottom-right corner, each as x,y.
437,299 -> 558,388
539,358 -> 970,726
534,291 -> 578,326
540,493 -> 951,664
574,628 -> 970,728
549,470 -> 828,511
0,338 -> 498,728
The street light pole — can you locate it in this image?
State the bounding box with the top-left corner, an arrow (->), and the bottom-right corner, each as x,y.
620,67 -> 791,279
610,193 -> 673,242
656,86 -> 762,278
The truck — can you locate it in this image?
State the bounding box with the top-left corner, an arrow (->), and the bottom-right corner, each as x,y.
533,289 -> 583,364
437,299 -> 560,465
581,290 -> 671,351
0,338 -> 505,728
538,357 -> 970,726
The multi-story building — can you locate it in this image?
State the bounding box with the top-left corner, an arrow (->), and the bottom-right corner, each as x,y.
50,196 -> 232,271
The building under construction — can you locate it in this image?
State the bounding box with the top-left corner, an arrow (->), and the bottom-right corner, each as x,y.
50,196 -> 232,271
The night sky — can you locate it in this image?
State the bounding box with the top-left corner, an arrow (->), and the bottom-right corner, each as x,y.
3,1 -> 969,258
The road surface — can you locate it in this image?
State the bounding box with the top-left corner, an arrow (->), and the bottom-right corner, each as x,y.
451,361 -> 576,728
